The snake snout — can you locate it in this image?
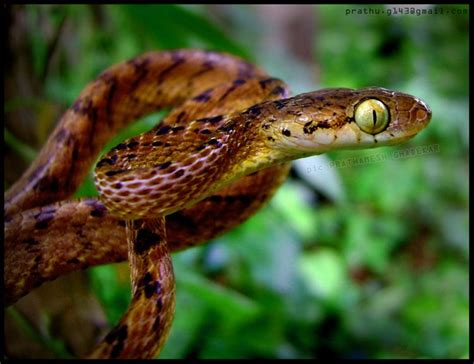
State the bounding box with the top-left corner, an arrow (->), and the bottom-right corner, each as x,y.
411,97 -> 432,132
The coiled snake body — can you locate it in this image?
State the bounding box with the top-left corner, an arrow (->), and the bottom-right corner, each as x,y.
4,49 -> 431,358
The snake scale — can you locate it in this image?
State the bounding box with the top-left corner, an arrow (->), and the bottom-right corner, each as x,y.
4,49 -> 431,358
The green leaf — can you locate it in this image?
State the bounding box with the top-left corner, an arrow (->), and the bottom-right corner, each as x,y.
118,5 -> 250,59
298,248 -> 347,303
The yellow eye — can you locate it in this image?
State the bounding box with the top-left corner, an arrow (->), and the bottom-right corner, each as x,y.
354,99 -> 390,135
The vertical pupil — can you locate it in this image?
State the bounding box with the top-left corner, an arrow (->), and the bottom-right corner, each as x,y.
372,109 -> 377,126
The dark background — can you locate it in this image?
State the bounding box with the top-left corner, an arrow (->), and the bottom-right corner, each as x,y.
4,4 -> 469,359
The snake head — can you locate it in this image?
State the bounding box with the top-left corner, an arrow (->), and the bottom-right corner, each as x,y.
346,87 -> 432,145
262,87 -> 432,159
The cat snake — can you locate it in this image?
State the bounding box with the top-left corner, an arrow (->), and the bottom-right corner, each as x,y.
4,49 -> 431,358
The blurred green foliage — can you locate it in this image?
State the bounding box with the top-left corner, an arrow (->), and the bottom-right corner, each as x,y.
5,4 -> 469,359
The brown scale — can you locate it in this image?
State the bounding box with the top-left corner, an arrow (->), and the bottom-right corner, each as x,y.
4,50 -> 431,359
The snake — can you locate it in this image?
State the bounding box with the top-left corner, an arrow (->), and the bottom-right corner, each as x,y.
4,49 -> 431,359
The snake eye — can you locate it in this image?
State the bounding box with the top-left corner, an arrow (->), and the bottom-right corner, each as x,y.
354,99 -> 390,135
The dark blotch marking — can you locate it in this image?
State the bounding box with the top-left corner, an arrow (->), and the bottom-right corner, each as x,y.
195,144 -> 206,152
142,272 -> 161,299
175,111 -> 186,124
172,126 -> 185,133
110,341 -> 124,359
63,139 -> 80,189
134,228 -> 162,255
200,129 -> 211,135
189,59 -> 215,81
282,129 -> 291,137
152,315 -> 161,331
303,120 -> 330,134
129,57 -> 151,90
275,100 -> 286,109
127,154 -> 136,160
209,115 -> 223,124
105,76 -> 117,117
219,79 -> 246,101
174,169 -> 185,178
71,98 -> 98,124
113,182 -> 123,189
270,86 -> 287,96
90,204 -> 107,218
35,208 -> 56,230
143,272 -> 153,284
157,55 -> 185,83
105,324 -> 128,345
196,138 -> 222,151
157,161 -> 171,170
105,169 -> 126,177
127,140 -> 139,149
156,298 -> 163,311
192,89 -> 212,102
152,141 -> 163,147
267,136 -> 275,142
303,121 -> 314,133
217,120 -> 236,133
262,123 -> 270,130
208,138 -> 222,147
144,284 -> 155,299
318,120 -> 331,128
67,258 -> 80,264
197,115 -> 223,124
35,175 -> 60,193
98,71 -> 119,118
156,125 -> 171,135
114,143 -> 127,150
247,105 -> 262,116
97,157 -> 114,168
259,78 -> 278,88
